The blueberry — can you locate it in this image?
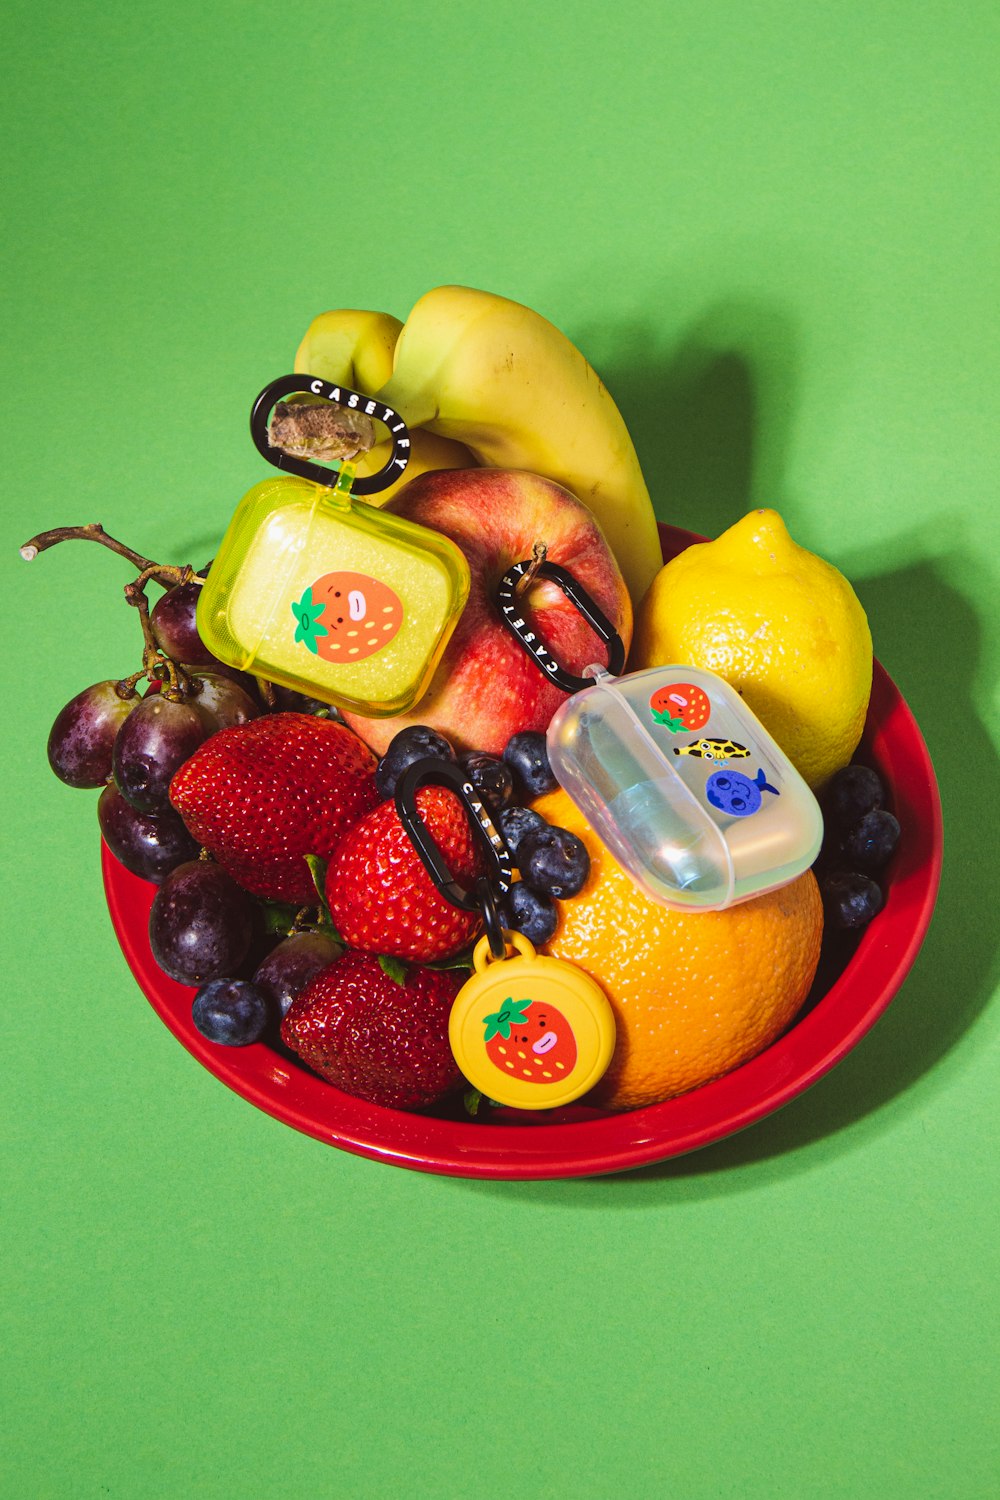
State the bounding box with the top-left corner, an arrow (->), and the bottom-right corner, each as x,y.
518,825 -> 590,899
823,764 -> 884,831
500,882 -> 558,945
375,725 -> 457,799
459,751 -> 514,813
496,804 -> 547,862
502,730 -> 558,798
842,808 -> 900,873
191,978 -> 270,1045
820,871 -> 884,930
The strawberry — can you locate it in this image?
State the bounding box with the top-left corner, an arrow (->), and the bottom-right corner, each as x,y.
325,786 -> 487,962
169,713 -> 378,903
280,951 -> 464,1110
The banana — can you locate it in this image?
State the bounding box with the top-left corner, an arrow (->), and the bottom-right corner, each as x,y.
293,308 -> 474,504
374,285 -> 662,604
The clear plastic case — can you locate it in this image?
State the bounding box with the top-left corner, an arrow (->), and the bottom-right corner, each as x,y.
546,664 -> 823,910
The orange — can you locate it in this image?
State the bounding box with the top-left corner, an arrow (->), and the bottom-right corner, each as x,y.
533,788 -> 824,1110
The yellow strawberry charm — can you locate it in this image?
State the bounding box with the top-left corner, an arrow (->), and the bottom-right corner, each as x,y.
449,933 -> 616,1110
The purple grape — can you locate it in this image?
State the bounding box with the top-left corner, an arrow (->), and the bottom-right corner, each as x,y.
270,684 -> 337,716
186,671 -> 261,734
98,782 -> 200,882
185,661 -> 261,693
192,979 -> 270,1045
149,860 -> 255,985
112,694 -> 207,812
252,931 -> 341,1018
47,680 -> 140,788
150,580 -> 217,666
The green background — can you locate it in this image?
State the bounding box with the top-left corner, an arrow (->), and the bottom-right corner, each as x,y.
3,2 -> 998,1496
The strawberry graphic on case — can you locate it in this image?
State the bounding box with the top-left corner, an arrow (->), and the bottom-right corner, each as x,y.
292,571 -> 404,662
483,996 -> 578,1084
649,681 -> 711,733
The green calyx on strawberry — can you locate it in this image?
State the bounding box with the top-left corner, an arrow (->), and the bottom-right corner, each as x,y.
483,998 -> 531,1041
650,709 -> 687,732
325,785 -> 488,963
169,713 -> 379,903
280,950 -> 464,1111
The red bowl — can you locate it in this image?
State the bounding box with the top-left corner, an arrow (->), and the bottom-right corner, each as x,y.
103,525 -> 942,1178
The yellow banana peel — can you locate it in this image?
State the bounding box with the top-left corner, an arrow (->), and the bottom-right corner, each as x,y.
293,308 -> 474,503
374,285 -> 662,604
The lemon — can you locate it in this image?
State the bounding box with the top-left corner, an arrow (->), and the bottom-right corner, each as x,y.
631,509 -> 872,789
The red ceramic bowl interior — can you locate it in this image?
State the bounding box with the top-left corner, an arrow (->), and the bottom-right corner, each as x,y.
103,525 -> 943,1179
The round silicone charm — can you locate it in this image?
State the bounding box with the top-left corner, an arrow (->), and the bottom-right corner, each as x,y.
449,932 -> 616,1109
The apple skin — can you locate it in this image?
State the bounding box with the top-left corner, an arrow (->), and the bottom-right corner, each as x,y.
341,468 -> 633,757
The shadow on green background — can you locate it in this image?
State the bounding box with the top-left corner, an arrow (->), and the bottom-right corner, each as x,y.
453,306 -> 999,1207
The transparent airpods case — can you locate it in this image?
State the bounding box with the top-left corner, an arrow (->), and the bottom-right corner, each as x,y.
546,664 -> 824,911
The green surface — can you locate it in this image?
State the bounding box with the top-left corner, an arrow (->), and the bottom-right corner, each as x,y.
3,2 -> 998,1496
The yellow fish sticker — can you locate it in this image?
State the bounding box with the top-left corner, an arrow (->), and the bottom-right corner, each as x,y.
672,737 -> 750,766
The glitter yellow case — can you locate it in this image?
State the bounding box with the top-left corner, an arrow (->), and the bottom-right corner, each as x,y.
196,376 -> 470,717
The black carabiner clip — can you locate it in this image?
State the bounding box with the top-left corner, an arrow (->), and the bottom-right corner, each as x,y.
495,558 -> 627,693
249,374 -> 410,497
394,757 -> 513,958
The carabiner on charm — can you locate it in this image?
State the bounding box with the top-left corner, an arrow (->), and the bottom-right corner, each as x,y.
475,876 -> 508,961
394,757 -> 513,953
495,558 -> 627,693
249,374 -> 410,497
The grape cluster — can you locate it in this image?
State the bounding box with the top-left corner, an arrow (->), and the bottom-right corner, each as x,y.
376,725 -> 588,946
47,575 -> 339,1047
816,763 -> 901,930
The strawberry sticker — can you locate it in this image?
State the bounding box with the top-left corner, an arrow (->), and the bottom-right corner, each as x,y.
483,996 -> 578,1084
649,681 -> 711,733
292,571 -> 403,663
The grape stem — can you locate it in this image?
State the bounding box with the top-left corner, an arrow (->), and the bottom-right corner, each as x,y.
18,522 -> 199,591
20,522 -> 201,700
122,576 -> 193,699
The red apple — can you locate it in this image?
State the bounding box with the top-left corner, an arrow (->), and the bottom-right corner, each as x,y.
341,468 -> 633,757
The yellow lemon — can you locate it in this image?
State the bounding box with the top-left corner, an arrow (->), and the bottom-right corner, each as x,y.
534,789 -> 824,1110
631,509 -> 872,789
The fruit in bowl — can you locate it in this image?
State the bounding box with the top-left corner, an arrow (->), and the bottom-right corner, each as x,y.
89,523 -> 940,1176
22,287 -> 941,1177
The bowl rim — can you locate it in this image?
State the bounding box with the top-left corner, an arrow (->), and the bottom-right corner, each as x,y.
102,524 -> 943,1179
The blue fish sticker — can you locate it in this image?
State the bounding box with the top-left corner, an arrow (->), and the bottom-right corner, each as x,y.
705,766 -> 779,818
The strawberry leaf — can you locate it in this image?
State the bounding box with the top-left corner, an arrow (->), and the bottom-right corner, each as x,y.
259,900 -> 302,937
651,710 -> 686,732
303,854 -> 342,938
425,944 -> 477,972
377,954 -> 409,986
482,996 -> 532,1041
463,1088 -> 484,1117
